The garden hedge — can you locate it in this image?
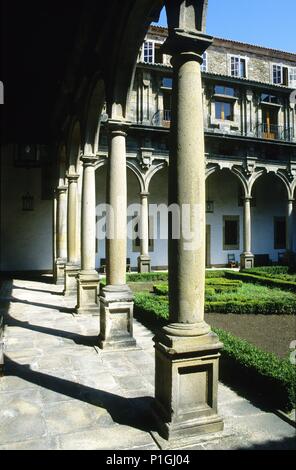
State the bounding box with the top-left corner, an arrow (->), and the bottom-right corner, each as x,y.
134,293 -> 296,411
225,270 -> 296,293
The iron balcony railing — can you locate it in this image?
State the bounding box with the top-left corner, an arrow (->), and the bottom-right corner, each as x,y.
150,112 -> 295,143
151,110 -> 171,127
256,124 -> 294,142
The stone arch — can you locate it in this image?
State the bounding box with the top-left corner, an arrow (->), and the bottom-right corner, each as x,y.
145,162 -> 168,193
67,119 -> 82,174
58,144 -> 67,186
292,179 -> 296,199
126,161 -> 145,193
250,169 -> 291,199
105,0 -> 164,120
83,78 -> 106,156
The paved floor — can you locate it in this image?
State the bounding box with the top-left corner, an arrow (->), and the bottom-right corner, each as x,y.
0,277 -> 295,450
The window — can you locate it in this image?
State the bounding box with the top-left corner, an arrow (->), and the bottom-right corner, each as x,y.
201,52 -> 207,72
141,40 -> 163,64
223,216 -> 240,250
230,56 -> 247,78
261,93 -> 280,104
162,77 -> 172,89
143,41 -> 154,63
289,67 -> 296,88
272,64 -> 289,86
274,217 -> 286,249
214,85 -> 235,97
215,101 -> 234,121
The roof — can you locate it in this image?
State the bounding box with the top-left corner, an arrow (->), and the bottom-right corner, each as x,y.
148,25 -> 296,62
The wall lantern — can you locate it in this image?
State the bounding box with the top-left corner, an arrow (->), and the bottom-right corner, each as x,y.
22,192 -> 34,212
206,201 -> 214,213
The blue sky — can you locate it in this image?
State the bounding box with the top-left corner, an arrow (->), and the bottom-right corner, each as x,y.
153,0 -> 295,53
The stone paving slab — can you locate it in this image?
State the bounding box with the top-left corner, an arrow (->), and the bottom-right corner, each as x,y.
0,278 -> 295,450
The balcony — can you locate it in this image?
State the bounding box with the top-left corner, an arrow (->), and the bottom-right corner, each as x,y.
256,124 -> 294,142
151,110 -> 171,128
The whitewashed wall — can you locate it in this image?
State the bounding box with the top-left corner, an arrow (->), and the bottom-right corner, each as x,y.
1,146 -> 52,271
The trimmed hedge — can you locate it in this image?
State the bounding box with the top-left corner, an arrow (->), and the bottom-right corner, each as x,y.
134,293 -> 296,411
243,266 -> 296,283
226,270 -> 296,293
154,280 -> 242,297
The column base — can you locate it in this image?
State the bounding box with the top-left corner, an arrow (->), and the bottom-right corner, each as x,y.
54,258 -> 66,285
99,285 -> 136,351
64,264 -> 80,296
137,255 -> 151,274
76,270 -> 100,316
153,328 -> 224,442
240,252 -> 254,270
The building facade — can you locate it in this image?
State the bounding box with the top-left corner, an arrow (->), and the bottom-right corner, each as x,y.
1,26 -> 296,273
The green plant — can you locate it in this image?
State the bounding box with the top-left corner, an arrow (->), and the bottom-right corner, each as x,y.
226,270 -> 296,293
134,293 -> 296,411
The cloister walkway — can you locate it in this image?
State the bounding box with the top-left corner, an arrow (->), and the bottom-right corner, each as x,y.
0,277 -> 295,450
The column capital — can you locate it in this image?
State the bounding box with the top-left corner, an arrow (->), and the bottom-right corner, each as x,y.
243,196 -> 253,202
57,185 -> 68,194
107,119 -> 131,137
80,154 -> 98,167
66,173 -> 79,183
163,30 -> 213,63
140,191 -> 150,198
288,198 -> 295,203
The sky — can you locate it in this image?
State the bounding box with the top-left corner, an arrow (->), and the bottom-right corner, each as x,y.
153,0 -> 295,53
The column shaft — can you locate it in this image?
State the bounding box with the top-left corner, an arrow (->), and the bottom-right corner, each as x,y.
81,160 -> 96,271
67,175 -> 79,264
107,129 -> 127,286
140,193 -> 149,257
168,53 -> 207,330
243,197 -> 252,254
287,199 -> 294,252
57,186 -> 68,260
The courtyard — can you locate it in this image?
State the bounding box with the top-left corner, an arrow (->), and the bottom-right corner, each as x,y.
0,275 -> 295,450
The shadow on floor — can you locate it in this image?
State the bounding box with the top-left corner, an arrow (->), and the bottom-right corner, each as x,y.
4,313 -> 99,347
4,355 -> 157,434
12,285 -> 63,296
9,297 -> 74,315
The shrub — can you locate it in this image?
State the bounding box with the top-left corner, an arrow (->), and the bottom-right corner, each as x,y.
134,293 -> 296,411
226,270 -> 296,293
243,266 -> 296,283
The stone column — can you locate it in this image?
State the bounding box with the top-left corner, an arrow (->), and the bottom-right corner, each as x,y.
99,120 -> 136,350
287,198 -> 294,253
54,185 -> 68,285
138,192 -> 151,273
153,1 -> 223,442
240,197 -> 255,269
64,173 -> 80,296
76,155 -> 100,315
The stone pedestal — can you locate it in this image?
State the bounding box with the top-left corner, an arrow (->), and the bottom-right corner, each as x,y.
138,255 -> 151,274
76,270 -> 100,316
55,258 -> 66,285
99,285 -> 136,350
153,330 -> 223,441
240,252 -> 255,270
64,264 -> 80,296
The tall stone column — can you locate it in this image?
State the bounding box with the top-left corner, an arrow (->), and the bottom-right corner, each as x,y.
54,185 -> 68,285
240,197 -> 255,269
287,198 -> 294,253
153,0 -> 223,442
138,192 -> 151,273
64,173 -> 80,296
99,120 -> 136,350
76,155 -> 100,315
